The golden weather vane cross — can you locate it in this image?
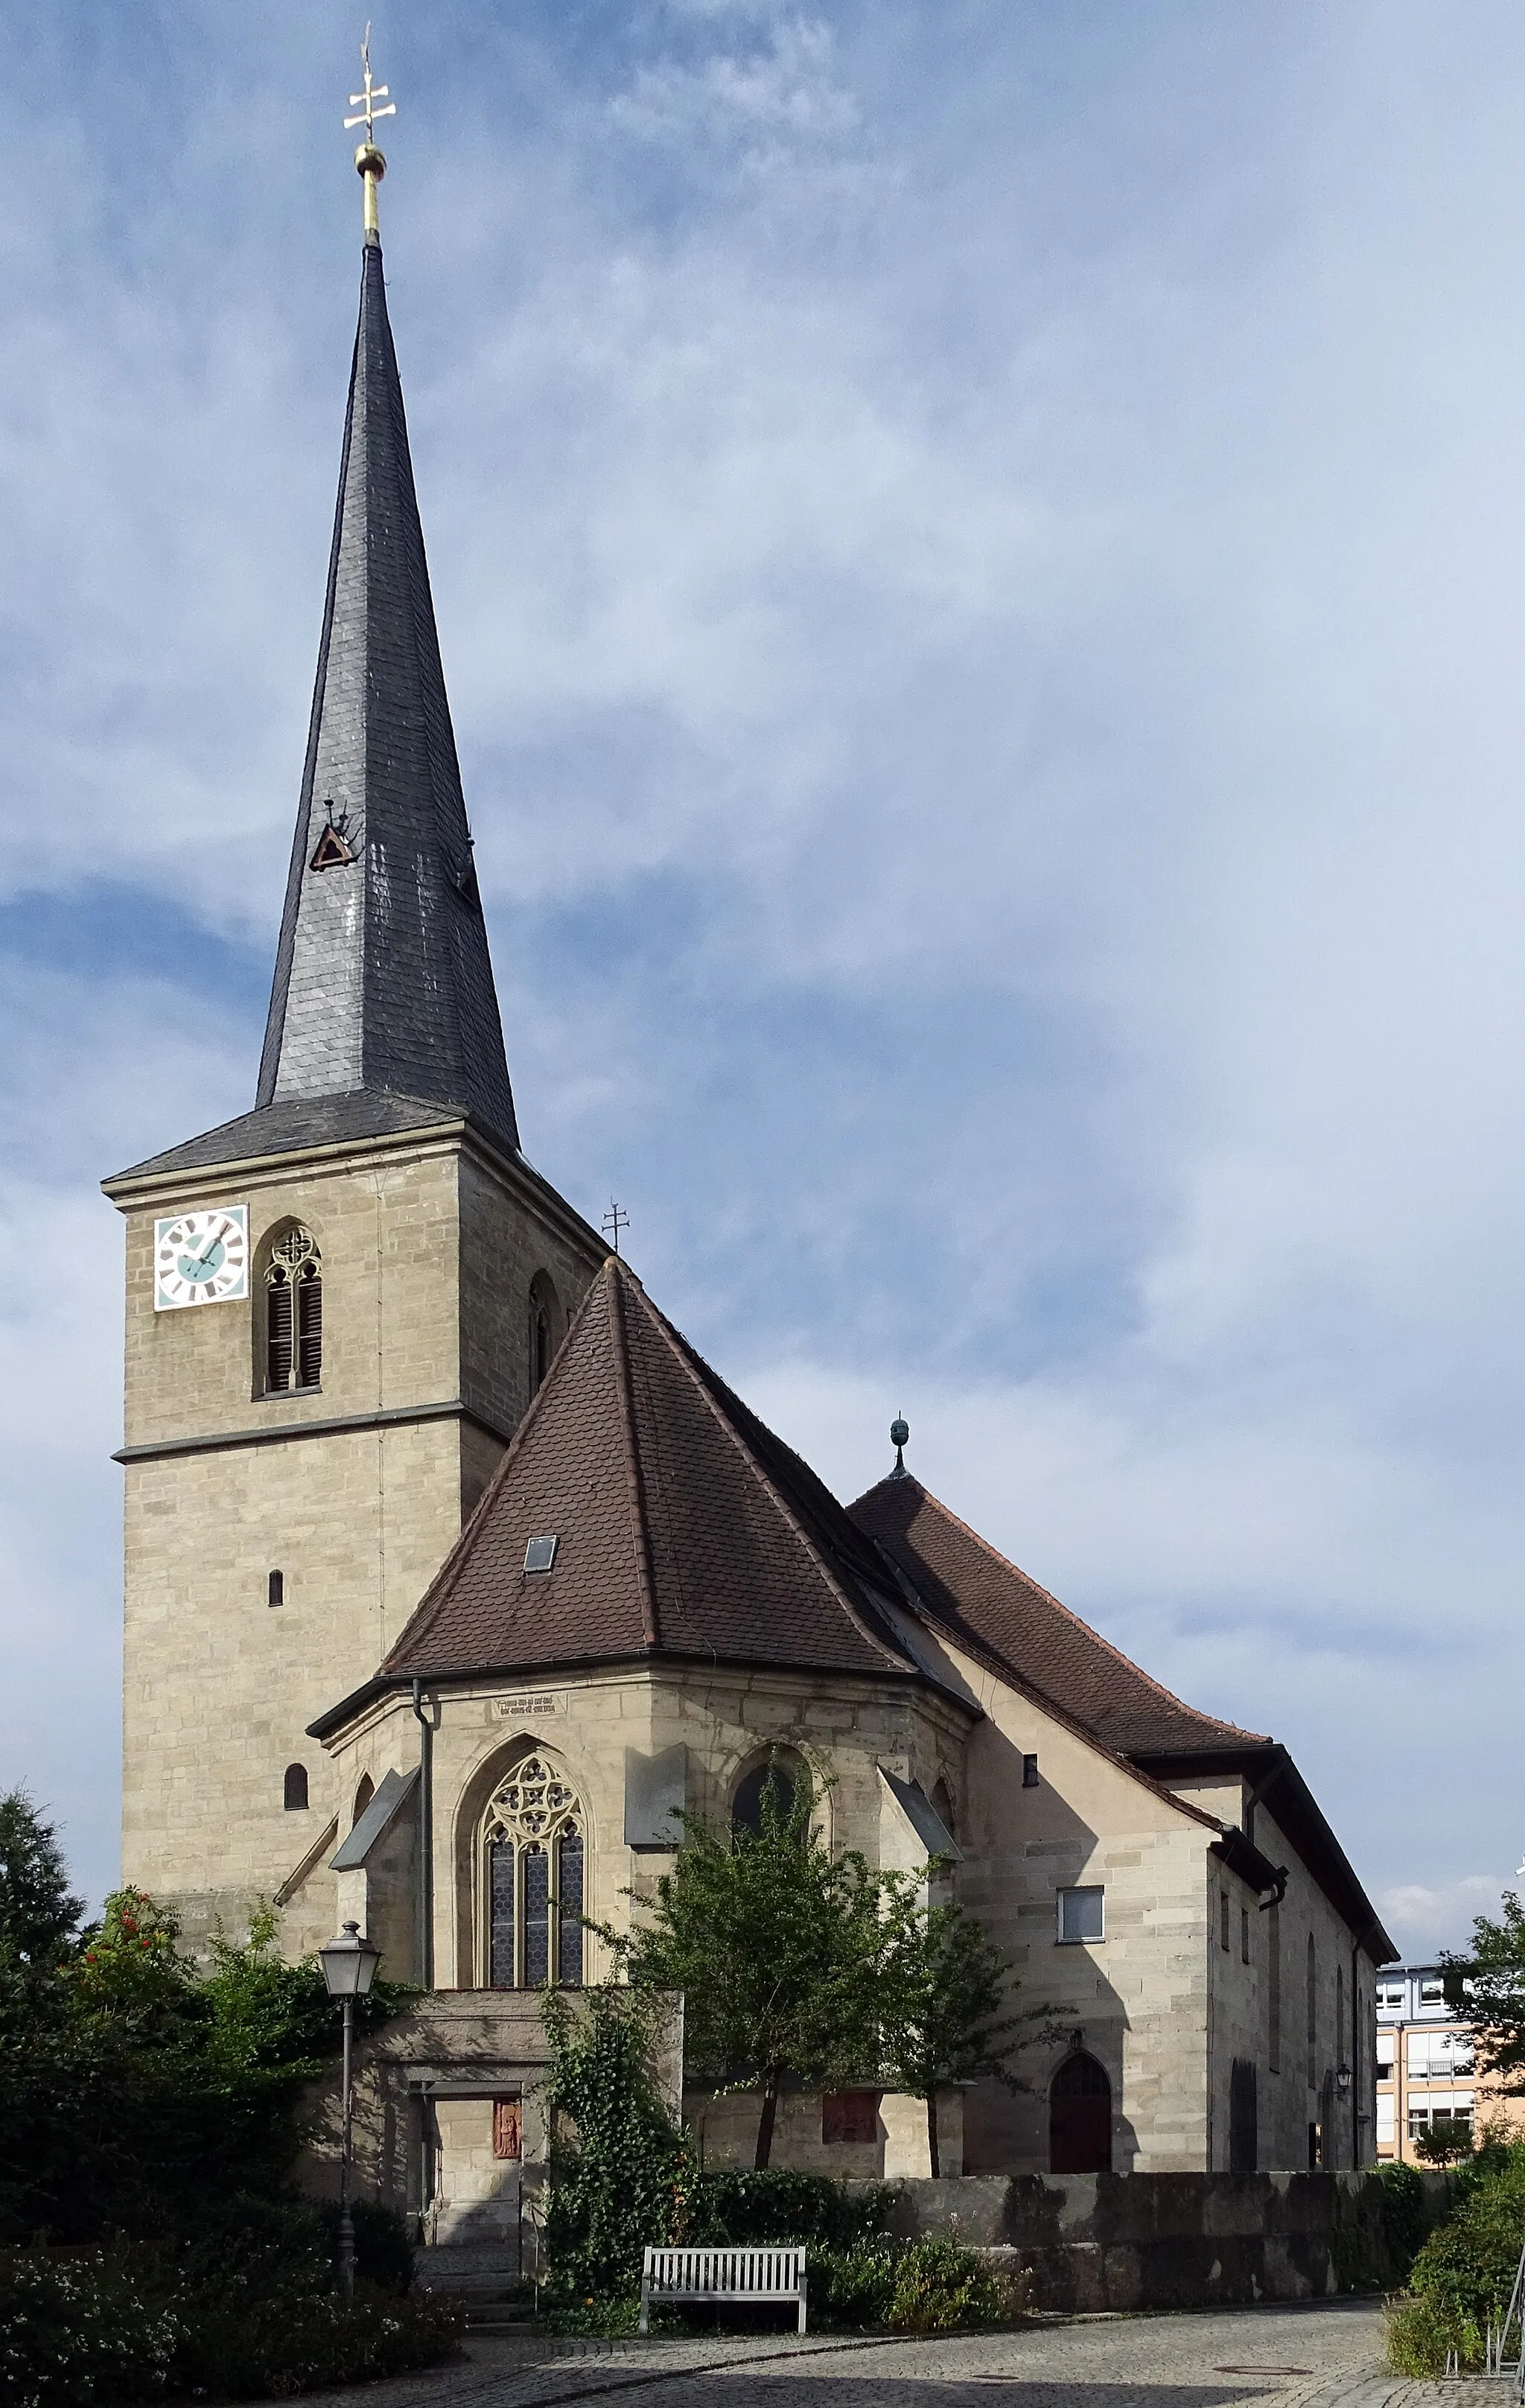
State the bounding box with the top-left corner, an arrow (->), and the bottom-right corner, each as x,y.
344,24 -> 397,237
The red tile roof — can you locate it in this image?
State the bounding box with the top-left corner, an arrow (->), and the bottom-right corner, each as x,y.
850,1474 -> 1268,1756
378,1258 -> 922,1687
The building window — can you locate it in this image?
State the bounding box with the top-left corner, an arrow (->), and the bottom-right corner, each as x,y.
732,1750 -> 807,1840
267,1569 -> 284,1607
1268,1896 -> 1281,2074
1408,2098 -> 1473,2141
1229,2057 -> 1258,2173
1419,1977 -> 1446,2007
1378,1980 -> 1407,2011
1057,1886 -> 1104,1944
528,1271 -> 561,1397
265,1227 -> 322,1393
1307,1934 -> 1317,2089
1022,1753 -> 1040,1788
823,2091 -> 880,2144
1241,1906 -> 1250,1965
353,1773 -> 375,1825
284,1763 -> 309,1811
1220,1887 -> 1231,1951
481,1753 -> 585,1990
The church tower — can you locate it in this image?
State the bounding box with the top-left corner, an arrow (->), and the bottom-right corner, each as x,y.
103,132 -> 603,1951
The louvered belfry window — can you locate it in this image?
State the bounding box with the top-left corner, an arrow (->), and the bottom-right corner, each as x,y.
265,1227 -> 322,1394
481,1753 -> 585,1989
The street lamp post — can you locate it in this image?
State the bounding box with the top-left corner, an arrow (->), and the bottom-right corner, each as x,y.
319,1919 -> 382,2298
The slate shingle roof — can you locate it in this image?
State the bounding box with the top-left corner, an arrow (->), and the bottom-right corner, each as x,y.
850,1474 -> 1267,1756
377,1257 -> 921,1689
109,1090 -> 468,1182
251,233 -> 518,1156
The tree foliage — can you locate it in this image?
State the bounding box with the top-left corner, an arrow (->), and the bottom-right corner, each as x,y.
0,1791 -> 409,2245
874,1872 -> 1031,2175
602,1761 -> 886,2167
601,1755 -> 1027,2173
539,1987 -> 689,2301
1442,1893 -> 1525,2091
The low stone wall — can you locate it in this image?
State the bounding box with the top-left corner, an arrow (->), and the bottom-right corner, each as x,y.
875,2170 -> 1442,2310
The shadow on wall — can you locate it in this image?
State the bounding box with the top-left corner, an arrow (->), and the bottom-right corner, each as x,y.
958,1721 -> 1139,2177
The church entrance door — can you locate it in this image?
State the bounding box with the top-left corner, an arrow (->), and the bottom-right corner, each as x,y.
1049,2051 -> 1112,2173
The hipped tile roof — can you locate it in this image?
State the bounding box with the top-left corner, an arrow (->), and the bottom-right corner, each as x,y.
378,1257 -> 922,1688
850,1474 -> 1268,1757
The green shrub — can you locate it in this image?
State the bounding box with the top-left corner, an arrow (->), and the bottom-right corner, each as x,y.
886,2237 -> 1010,2333
810,2242 -> 900,2328
1386,2291 -> 1482,2378
0,2239 -> 459,2406
1386,2144 -> 1525,2374
0,2248 -> 179,2407
540,1989 -> 688,2304
174,2281 -> 462,2400
1375,2161 -> 1432,2281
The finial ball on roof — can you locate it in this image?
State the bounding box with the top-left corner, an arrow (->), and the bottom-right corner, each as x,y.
890,1415 -> 909,1450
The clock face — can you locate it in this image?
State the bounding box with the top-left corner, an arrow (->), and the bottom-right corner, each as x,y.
153,1204 -> 249,1311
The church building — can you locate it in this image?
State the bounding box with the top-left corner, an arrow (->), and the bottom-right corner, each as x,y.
103,133 -> 1392,2226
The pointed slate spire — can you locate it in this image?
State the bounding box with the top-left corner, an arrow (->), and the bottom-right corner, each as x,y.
256,237 -> 519,1154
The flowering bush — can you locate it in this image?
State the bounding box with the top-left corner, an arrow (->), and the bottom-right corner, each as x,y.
0,2245 -> 462,2405
0,2248 -> 178,2407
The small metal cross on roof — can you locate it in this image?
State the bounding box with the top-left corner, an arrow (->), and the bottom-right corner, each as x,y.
602,1198 -> 630,1255
344,23 -> 397,144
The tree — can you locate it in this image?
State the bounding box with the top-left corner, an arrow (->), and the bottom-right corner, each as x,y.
1413,2117 -> 1475,2167
1443,1896 -> 1525,2092
874,1872 -> 1030,2177
605,1760 -> 883,2168
0,1789 -> 82,1977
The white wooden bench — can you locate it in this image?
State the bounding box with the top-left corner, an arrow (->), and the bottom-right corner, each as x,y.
639,2244 -> 807,2334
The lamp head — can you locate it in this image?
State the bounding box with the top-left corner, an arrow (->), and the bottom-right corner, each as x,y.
319,1919 -> 382,1998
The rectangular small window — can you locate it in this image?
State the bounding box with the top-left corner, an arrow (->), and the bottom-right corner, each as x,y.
1057,1885 -> 1104,1944
1022,1753 -> 1040,1788
822,2090 -> 879,2144
267,1569 -> 284,1607
523,1535 -> 558,1573
1419,1977 -> 1446,2005
1220,1887 -> 1231,1951
1241,1906 -> 1250,1964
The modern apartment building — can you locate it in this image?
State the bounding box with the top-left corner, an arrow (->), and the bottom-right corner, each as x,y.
1375,1963 -> 1475,2161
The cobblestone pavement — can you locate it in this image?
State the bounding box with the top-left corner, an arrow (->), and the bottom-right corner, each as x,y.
303,2296 -> 1428,2408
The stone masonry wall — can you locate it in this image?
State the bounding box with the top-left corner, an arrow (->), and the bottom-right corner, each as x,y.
114,1125 -> 602,1952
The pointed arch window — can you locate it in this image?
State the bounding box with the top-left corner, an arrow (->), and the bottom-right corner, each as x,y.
265,1227 -> 322,1394
527,1271 -> 561,1397
480,1753 -> 585,1989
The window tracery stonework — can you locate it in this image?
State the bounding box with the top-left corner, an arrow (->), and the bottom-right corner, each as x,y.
480,1753 -> 585,1990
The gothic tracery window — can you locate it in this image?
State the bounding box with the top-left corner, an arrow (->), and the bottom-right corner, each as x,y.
480,1753 -> 585,1989
265,1227 -> 322,1394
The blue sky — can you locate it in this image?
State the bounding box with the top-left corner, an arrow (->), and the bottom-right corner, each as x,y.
3,1 -> 1525,1954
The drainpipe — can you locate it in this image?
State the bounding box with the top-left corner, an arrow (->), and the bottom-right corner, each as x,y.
411,1680 -> 433,1989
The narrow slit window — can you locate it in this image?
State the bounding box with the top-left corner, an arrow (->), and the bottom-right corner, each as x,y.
284,1763 -> 309,1811
264,1227 -> 322,1394
267,1569 -> 284,1607
1022,1753 -> 1040,1788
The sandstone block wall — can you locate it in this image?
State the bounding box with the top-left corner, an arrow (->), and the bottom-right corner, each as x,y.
112,1125 -> 602,1945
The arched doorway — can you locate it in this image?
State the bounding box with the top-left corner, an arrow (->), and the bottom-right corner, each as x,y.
1050,2051 -> 1112,2173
